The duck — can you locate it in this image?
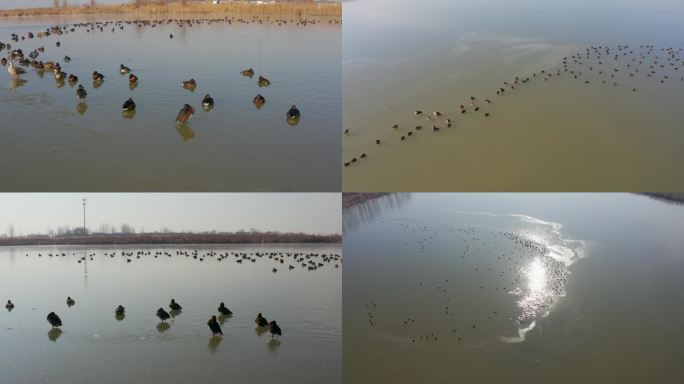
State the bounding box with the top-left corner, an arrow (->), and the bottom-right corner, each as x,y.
157,308 -> 170,322
181,78 -> 196,90
92,71 -> 104,81
175,104 -> 195,124
286,105 -> 300,119
115,305 -> 125,316
257,75 -> 270,87
169,299 -> 182,311
68,74 -> 78,84
47,312 -> 62,327
218,302 -> 232,315
122,97 -> 136,112
129,73 -> 138,84
63,55 -> 71,62
255,312 -> 269,327
7,62 -> 25,77
241,68 -> 254,77
66,296 -> 75,306
6,300 -> 15,310
119,64 -> 131,74
76,85 -> 87,102
207,315 -> 223,335
268,321 -> 282,338
253,94 -> 266,106
202,94 -> 214,108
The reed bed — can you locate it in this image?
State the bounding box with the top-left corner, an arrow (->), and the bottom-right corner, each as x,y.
0,1 -> 341,19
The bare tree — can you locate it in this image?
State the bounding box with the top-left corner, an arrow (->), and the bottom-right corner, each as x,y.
61,0 -> 69,8
53,0 -> 59,8
6,224 -> 15,238
120,223 -> 136,234
90,0 -> 97,7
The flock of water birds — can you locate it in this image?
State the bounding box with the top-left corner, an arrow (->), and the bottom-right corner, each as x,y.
4,248 -> 342,342
360,221 -> 571,346
5,297 -> 282,341
343,44 -> 684,168
0,18 -> 303,124
21,248 -> 342,272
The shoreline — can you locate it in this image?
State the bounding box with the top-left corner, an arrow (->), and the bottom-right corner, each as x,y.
0,2 -> 341,20
0,233 -> 342,246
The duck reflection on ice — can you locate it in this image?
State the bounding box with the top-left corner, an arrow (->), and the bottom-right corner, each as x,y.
9,78 -> 27,92
48,327 -> 63,342
208,335 -> 223,353
76,102 -> 88,116
156,322 -> 171,333
176,123 -> 195,141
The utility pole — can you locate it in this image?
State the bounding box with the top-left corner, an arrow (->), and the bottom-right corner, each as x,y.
82,198 -> 87,235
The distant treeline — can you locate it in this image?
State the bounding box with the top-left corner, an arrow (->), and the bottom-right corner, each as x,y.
342,193 -> 389,208
0,1 -> 341,18
641,193 -> 684,205
0,231 -> 341,246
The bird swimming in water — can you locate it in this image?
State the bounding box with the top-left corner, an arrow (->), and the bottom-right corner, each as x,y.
157,308 -> 170,322
202,94 -> 214,108
255,313 -> 269,327
115,305 -> 125,316
169,299 -> 182,311
122,98 -> 136,112
175,104 -> 195,124
47,312 -> 62,327
92,71 -> 104,81
66,296 -> 75,306
207,315 -> 223,336
181,78 -> 196,90
6,300 -> 15,310
64,55 -> 71,62
68,74 -> 78,84
218,302 -> 233,315
253,94 -> 266,107
241,68 -> 254,78
76,85 -> 87,102
286,105 -> 300,119
268,320 -> 282,338
257,76 -> 270,87
129,74 -> 138,84
119,64 -> 131,74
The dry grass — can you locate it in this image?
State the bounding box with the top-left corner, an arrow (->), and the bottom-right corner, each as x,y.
0,1 -> 341,19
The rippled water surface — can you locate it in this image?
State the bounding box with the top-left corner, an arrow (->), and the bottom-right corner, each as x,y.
343,193 -> 684,383
0,16 -> 340,191
343,0 -> 684,191
0,243 -> 341,384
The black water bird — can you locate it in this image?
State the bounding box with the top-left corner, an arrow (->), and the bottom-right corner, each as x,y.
255,313 -> 269,327
76,85 -> 87,102
169,299 -> 182,311
268,321 -> 282,338
47,312 -> 62,327
218,302 -> 233,315
208,315 -> 223,335
122,98 -> 136,112
115,305 -> 125,316
286,105 -> 300,119
157,308 -> 170,322
202,94 -> 214,108
66,296 -> 75,306
6,300 -> 15,310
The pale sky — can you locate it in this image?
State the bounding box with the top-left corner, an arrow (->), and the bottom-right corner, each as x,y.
0,193 -> 341,235
0,0 -> 126,9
